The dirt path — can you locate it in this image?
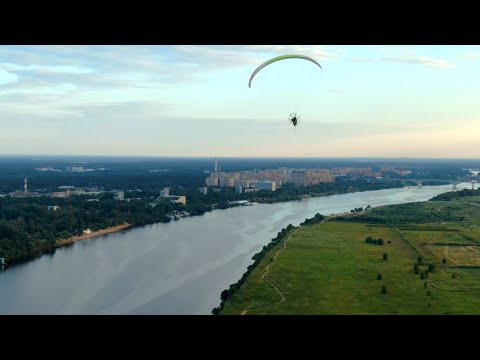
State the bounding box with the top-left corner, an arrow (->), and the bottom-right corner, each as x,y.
240,215 -> 340,315
241,227 -> 298,315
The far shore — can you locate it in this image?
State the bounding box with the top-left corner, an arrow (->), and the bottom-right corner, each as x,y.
58,223 -> 133,246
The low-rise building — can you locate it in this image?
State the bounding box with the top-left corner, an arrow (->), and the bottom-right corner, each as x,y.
255,181 -> 277,191
113,191 -> 125,201
157,195 -> 187,205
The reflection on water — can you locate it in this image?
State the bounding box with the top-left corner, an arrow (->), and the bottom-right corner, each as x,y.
0,184 -> 472,314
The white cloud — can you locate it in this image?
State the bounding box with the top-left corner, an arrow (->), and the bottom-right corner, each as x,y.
0,62 -> 94,74
460,53 -> 480,60
0,83 -> 77,96
242,45 -> 339,60
352,56 -> 455,69
0,68 -> 18,85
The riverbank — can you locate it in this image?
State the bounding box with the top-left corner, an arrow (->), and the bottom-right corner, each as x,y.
219,195 -> 480,314
1,223 -> 134,266
57,223 -> 133,246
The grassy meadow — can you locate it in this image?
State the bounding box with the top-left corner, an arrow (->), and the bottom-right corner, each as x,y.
221,197 -> 480,314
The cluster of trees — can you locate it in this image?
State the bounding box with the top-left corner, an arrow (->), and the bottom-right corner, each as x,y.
365,236 -> 385,245
212,224 -> 296,315
430,188 -> 480,202
412,257 -> 435,279
300,213 -> 325,226
347,202 -> 466,225
0,195 -> 176,261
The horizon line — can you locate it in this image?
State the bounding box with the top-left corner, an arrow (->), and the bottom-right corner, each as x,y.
0,154 -> 479,161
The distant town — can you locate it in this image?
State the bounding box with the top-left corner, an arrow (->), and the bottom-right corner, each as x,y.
205,158 -> 412,194
3,158 -> 416,208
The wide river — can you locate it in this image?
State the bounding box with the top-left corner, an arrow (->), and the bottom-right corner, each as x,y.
0,183 -> 473,314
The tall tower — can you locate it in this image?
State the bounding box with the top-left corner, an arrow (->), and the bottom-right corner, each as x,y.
214,158 -> 218,172
24,177 -> 27,194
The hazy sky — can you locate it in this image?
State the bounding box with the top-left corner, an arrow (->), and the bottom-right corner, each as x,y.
1,45 -> 480,158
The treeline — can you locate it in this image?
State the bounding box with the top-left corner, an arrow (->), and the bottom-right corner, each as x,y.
300,213 -> 325,226
340,202 -> 466,225
244,180 -> 404,204
430,188 -> 480,201
0,195 -> 175,261
212,224 -> 296,315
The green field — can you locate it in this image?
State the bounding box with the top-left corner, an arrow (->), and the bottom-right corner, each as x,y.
221,197 -> 480,314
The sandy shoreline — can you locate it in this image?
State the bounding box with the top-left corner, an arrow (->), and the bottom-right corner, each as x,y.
58,223 -> 133,246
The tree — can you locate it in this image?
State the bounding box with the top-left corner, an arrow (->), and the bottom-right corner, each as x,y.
442,258 -> 447,264
424,282 -> 428,289
418,256 -> 424,264
423,270 -> 429,279
377,273 -> 382,280
427,290 -> 431,296
366,236 -> 374,243
220,289 -> 230,301
381,285 -> 387,295
377,239 -> 384,245
428,264 -> 435,273
452,273 -> 457,279
383,253 -> 388,261
420,272 -> 425,280
414,263 -> 420,275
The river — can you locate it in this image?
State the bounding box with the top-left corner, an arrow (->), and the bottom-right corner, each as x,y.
0,183 -> 474,314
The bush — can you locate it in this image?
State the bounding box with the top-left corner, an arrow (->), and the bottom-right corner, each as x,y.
387,240 -> 392,244
220,290 -> 230,301
424,282 -> 428,288
442,258 -> 447,264
452,273 -> 457,279
377,273 -> 382,280
381,285 -> 387,295
428,264 -> 435,273
383,253 -> 388,261
418,256 -> 424,264
427,290 -> 431,296
366,236 -> 374,243
414,263 -> 420,275
377,239 -> 384,245
420,272 -> 425,280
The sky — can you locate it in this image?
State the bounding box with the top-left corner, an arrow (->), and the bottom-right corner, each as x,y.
1,45 -> 480,158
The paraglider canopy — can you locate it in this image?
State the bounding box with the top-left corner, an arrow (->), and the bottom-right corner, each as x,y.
248,54 -> 322,88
